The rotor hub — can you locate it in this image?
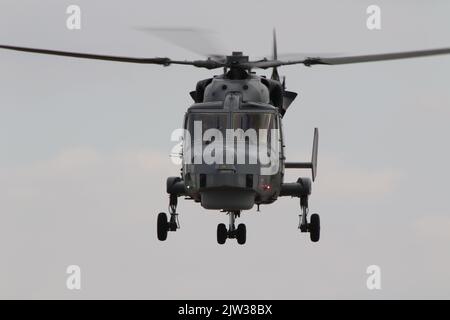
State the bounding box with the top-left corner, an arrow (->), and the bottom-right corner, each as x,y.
226,51 -> 249,65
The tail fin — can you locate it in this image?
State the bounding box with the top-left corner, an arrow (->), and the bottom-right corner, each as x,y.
311,127 -> 319,181
284,128 -> 319,181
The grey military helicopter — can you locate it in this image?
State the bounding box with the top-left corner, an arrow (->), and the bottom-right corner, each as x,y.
1,30 -> 449,245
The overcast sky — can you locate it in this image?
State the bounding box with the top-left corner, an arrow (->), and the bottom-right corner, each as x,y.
0,0 -> 449,299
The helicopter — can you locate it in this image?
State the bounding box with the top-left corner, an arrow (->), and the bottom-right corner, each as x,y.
1,30 -> 449,245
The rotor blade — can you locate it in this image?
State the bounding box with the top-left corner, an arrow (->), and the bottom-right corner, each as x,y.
277,52 -> 344,61
137,27 -> 227,62
303,47 -> 450,66
253,52 -> 343,63
242,59 -> 305,69
0,44 -> 224,69
246,47 -> 450,69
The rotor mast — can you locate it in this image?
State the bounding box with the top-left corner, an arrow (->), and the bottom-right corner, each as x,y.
225,51 -> 251,79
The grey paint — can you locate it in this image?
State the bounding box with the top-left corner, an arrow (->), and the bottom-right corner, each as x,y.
0,0 -> 450,299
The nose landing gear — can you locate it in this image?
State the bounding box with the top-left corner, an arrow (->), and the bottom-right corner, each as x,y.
217,211 -> 246,245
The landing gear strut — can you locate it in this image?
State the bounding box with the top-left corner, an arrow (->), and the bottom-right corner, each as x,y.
217,211 -> 246,245
299,195 -> 320,242
157,193 -> 180,241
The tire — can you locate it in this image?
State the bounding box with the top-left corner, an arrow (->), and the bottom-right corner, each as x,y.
217,223 -> 227,245
237,224 -> 246,245
157,212 -> 168,241
309,213 -> 320,243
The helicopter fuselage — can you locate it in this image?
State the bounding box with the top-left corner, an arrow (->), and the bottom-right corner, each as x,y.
180,73 -> 286,211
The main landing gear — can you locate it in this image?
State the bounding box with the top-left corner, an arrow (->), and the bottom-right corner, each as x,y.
280,177 -> 321,243
217,211 -> 246,245
157,193 -> 180,241
298,195 -> 320,242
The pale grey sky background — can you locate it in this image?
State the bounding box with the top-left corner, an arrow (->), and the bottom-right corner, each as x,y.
0,0 -> 449,299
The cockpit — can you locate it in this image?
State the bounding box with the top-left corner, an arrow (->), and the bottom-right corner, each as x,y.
181,102 -> 283,211
185,111 -> 278,146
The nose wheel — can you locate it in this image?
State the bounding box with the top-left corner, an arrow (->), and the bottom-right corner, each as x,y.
217,223 -> 227,244
217,211 -> 246,245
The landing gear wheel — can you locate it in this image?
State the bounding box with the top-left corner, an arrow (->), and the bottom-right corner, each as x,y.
217,223 -> 227,245
157,212 -> 169,241
309,213 -> 320,243
237,223 -> 246,245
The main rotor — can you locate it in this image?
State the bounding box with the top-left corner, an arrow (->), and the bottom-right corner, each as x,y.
1,28 -> 449,71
